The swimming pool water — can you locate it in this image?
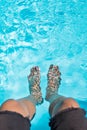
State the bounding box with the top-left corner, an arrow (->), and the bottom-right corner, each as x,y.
0,0 -> 87,129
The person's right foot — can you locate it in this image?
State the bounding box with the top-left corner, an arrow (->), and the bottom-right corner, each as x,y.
45,64 -> 61,101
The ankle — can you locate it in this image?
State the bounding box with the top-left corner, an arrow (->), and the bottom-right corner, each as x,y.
46,94 -> 61,103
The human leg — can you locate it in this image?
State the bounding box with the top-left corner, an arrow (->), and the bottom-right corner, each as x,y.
0,66 -> 43,120
45,64 -> 80,117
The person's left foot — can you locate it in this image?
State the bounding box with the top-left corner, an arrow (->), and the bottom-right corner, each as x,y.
28,66 -> 43,105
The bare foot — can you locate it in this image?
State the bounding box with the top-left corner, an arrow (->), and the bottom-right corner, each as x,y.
45,64 -> 61,101
28,66 -> 43,105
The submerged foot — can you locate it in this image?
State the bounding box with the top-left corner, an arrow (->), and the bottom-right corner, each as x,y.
28,66 -> 43,105
45,64 -> 61,101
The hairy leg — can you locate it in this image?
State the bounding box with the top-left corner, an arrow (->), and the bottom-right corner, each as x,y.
0,66 -> 43,120
45,64 -> 80,117
50,97 -> 80,117
0,99 -> 35,120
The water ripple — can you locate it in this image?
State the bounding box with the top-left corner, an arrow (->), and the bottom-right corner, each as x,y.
0,0 -> 87,101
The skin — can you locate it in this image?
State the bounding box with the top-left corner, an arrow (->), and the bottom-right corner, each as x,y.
0,98 -> 36,120
0,65 -> 80,124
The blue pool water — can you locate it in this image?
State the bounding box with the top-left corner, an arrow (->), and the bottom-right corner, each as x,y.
0,0 -> 87,129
